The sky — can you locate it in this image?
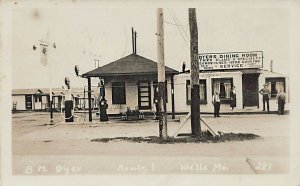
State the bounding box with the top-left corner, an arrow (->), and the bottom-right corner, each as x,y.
9,0 -> 293,89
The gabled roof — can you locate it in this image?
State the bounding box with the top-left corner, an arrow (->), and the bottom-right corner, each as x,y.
12,87 -> 92,96
12,88 -> 43,95
82,54 -> 179,77
40,88 -> 71,95
39,88 -> 56,95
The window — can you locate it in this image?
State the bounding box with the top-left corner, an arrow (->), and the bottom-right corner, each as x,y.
35,95 -> 42,102
74,97 -> 80,107
186,79 -> 207,104
212,78 -> 233,102
112,82 -> 126,104
266,78 -> 285,98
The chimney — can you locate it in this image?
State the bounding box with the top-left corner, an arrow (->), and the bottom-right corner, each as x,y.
270,60 -> 273,72
182,61 -> 186,73
134,31 -> 137,54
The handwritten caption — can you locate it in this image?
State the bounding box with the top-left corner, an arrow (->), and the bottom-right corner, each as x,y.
24,164 -> 82,175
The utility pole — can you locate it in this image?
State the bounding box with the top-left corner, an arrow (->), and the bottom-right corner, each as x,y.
189,8 -> 201,135
157,8 -> 167,139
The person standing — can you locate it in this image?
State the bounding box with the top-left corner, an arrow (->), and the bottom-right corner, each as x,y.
276,89 -> 286,115
212,91 -> 221,117
259,84 -> 270,112
230,86 -> 236,111
99,99 -> 109,121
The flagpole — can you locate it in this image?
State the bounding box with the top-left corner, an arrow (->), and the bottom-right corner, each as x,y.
47,31 -> 54,124
49,54 -> 53,123
33,31 -> 55,124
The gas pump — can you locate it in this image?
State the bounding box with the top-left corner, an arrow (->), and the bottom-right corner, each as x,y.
64,77 -> 74,122
99,78 -> 108,121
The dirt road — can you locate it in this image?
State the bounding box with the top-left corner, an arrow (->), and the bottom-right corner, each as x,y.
12,112 -> 289,175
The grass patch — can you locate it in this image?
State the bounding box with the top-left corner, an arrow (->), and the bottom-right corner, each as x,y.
91,132 -> 260,144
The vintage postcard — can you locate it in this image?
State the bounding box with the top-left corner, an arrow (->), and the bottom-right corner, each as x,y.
1,0 -> 300,186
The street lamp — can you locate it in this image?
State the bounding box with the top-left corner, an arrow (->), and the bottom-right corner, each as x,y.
33,38 -> 56,124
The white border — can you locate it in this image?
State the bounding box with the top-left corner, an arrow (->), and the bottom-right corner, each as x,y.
1,0 -> 300,186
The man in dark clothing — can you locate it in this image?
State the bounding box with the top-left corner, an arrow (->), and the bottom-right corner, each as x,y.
212,91 -> 221,117
259,84 -> 271,112
276,89 -> 286,115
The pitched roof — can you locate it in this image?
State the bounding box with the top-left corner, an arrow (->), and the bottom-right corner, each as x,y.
82,54 -> 179,77
12,88 -> 43,95
12,87 -> 86,96
39,88 -> 60,95
39,87 -> 82,95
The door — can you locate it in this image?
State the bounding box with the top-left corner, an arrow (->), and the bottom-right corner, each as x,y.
137,81 -> 151,110
25,95 -> 32,110
34,95 -> 42,110
242,74 -> 259,108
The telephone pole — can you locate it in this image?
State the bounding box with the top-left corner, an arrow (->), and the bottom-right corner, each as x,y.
189,8 -> 201,135
157,8 -> 167,139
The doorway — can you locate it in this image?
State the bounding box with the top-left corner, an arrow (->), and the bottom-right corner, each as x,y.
25,95 -> 32,110
242,74 -> 259,108
137,81 -> 151,110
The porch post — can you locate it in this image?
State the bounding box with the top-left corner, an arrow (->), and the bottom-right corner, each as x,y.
53,96 -> 55,110
88,77 -> 92,122
171,75 -> 175,119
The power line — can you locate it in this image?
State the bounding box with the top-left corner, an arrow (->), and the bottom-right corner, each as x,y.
164,21 -> 181,26
170,9 -> 189,39
167,9 -> 189,46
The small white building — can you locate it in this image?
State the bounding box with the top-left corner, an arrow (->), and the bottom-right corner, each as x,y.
82,53 -> 179,115
174,51 -> 289,113
12,89 -> 49,111
12,87 -> 95,111
174,69 -> 289,113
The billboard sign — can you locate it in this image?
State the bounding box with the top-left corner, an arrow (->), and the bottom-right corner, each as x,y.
199,51 -> 263,70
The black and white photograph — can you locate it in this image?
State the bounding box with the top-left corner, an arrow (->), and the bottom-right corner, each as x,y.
1,0 -> 300,186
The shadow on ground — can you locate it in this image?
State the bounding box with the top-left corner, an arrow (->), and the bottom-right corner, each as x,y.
91,132 -> 260,144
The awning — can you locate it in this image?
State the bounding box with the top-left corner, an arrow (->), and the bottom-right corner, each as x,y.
199,68 -> 262,74
239,69 -> 262,74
